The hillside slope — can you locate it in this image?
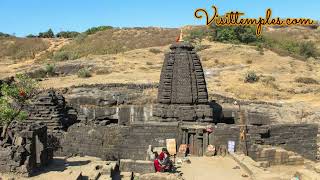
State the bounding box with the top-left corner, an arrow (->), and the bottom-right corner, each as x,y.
55,27 -> 179,59
0,27 -> 319,108
36,41 -> 319,105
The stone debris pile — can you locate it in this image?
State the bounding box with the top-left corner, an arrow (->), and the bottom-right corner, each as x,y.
0,122 -> 52,176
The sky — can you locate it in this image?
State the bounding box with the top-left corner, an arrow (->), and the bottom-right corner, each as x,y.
0,0 -> 319,37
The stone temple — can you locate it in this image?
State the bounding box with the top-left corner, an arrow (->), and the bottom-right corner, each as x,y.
153,41 -> 213,122
0,32 -> 319,176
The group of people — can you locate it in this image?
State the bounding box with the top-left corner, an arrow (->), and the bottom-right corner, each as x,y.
153,148 -> 174,172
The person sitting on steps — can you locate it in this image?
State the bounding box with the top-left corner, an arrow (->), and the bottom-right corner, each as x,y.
159,148 -> 173,172
153,152 -> 163,172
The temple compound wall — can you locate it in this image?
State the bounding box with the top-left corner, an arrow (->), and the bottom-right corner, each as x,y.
213,123 -> 318,160
59,121 -> 318,161
60,122 -> 180,160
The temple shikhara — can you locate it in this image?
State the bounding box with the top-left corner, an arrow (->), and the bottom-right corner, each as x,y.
154,33 -> 213,123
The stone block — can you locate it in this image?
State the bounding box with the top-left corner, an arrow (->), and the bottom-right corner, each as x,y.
120,159 -> 154,174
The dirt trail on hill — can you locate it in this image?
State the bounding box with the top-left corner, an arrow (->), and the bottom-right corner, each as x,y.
34,38 -> 69,60
0,38 -> 69,77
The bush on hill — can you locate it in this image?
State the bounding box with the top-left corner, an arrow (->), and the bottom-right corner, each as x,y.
0,32 -> 12,37
206,25 -> 319,59
299,41 -> 318,58
77,68 -> 92,78
214,26 -> 261,44
56,31 -> 80,38
38,29 -> 54,38
244,70 -> 259,83
26,34 -> 37,38
85,26 -> 113,35
53,51 -> 80,61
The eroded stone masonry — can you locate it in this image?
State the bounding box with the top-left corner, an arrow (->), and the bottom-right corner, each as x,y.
0,40 -> 318,176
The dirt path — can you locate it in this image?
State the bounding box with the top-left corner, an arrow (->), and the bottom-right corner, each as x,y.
179,156 -> 250,180
0,38 -> 69,78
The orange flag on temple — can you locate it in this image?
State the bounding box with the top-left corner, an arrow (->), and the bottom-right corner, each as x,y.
176,29 -> 183,42
176,35 -> 180,42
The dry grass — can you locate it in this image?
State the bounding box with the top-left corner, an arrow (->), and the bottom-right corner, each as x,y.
263,27 -> 320,59
0,37 -> 49,60
265,27 -> 320,46
57,28 -> 179,59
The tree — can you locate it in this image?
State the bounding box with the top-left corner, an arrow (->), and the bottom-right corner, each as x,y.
38,29 -> 55,38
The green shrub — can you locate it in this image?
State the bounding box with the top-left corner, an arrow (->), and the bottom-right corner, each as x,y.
214,26 -> 260,44
53,51 -> 80,61
299,42 -> 318,58
295,77 -> 318,84
215,27 -> 238,43
149,48 -> 162,54
45,64 -> 55,76
262,34 -> 319,59
77,68 -> 92,78
38,29 -> 55,38
56,31 -> 80,38
0,74 -> 37,125
234,26 -> 258,44
53,51 -> 69,61
85,26 -> 113,35
244,70 -> 259,83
